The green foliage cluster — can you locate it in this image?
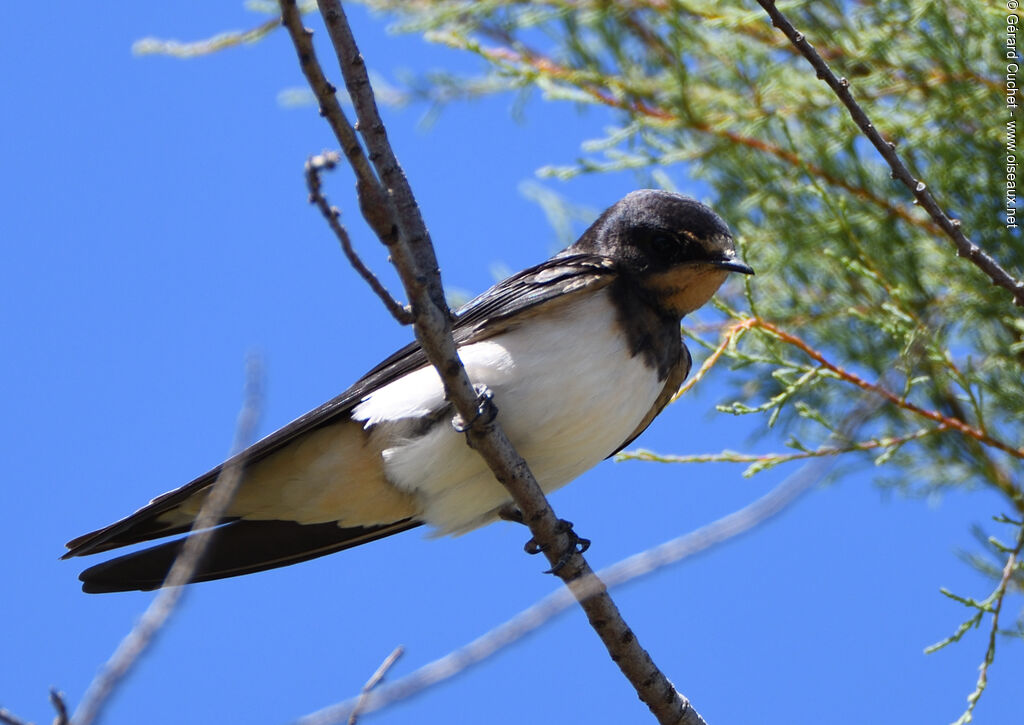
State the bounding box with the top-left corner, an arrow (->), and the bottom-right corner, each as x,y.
149,1 -> 1023,719
348,0 -> 1022,719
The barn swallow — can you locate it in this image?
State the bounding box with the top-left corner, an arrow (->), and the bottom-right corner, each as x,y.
64,189 -> 753,593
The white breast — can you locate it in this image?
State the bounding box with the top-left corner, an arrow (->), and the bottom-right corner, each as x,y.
352,288 -> 667,534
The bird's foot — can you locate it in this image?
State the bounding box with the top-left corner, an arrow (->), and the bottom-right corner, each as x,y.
451,384 -> 498,433
523,518 -> 590,575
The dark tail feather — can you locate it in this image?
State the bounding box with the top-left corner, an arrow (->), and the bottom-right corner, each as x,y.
78,518 -> 420,593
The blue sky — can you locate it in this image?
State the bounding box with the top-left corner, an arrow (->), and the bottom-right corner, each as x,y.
2,3 -> 1018,724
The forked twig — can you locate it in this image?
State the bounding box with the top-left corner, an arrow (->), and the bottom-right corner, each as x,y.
278,1 -> 707,722
305,152 -> 412,324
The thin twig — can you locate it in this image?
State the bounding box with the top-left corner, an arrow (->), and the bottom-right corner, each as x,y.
132,14 -> 284,58
72,356 -> 264,725
700,315 -> 1016,459
622,424 -> 947,468
0,709 -> 29,725
277,1 -> 382,206
294,392 -> 880,725
752,319 -> 1024,466
313,0 -> 449,312
305,151 -> 413,324
669,311 -> 1021,503
952,523 -> 1024,724
347,646 -> 404,725
0,674 -> 81,723
279,2 -> 706,722
49,690 -> 69,725
672,313 -> 1024,508
671,317 -> 756,402
753,0 -> 1024,308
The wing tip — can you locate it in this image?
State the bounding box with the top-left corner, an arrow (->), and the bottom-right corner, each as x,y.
63,530 -> 105,559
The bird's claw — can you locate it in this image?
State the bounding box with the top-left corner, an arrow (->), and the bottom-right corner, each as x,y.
523,518 -> 590,574
451,384 -> 498,433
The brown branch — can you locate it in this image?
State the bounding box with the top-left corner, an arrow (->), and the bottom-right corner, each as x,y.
665,314 -> 1022,506
72,356 -> 264,725
754,0 -> 1024,308
305,151 -> 413,324
278,1 -> 385,221
279,2 -> 705,722
671,318 -> 756,403
294,389 -> 882,725
752,319 -> 1024,465
313,1 -> 450,313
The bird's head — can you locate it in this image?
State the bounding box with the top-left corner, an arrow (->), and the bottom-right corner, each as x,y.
570,189 -> 754,318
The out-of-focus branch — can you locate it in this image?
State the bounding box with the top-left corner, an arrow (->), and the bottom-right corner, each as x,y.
347,646 -> 404,725
133,16 -> 280,57
294,391 -> 881,725
278,1 -> 706,722
71,356 -> 264,725
753,0 -> 1024,308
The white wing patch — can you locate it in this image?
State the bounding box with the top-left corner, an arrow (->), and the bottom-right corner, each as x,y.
352,288 -> 666,534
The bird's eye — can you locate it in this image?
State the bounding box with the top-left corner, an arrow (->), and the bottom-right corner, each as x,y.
651,233 -> 676,252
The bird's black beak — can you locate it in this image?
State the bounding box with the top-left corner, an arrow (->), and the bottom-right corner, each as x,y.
712,258 -> 755,275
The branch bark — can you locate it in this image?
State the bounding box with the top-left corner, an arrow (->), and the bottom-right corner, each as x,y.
754,0 -> 1024,308
278,1 -> 706,722
294,390 -> 876,724
305,151 -> 412,324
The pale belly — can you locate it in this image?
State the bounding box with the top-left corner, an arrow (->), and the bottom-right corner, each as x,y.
352,289 -> 667,534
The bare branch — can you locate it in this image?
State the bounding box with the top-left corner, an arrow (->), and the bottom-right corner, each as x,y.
72,356 -> 264,725
49,690 -> 69,725
754,0 -> 1024,308
276,1 -> 384,226
294,391 -> 881,725
347,646 -> 404,725
278,1 -> 705,721
305,151 -> 413,324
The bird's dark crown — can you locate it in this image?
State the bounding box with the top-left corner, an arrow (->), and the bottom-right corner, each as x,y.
568,189 -> 738,275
